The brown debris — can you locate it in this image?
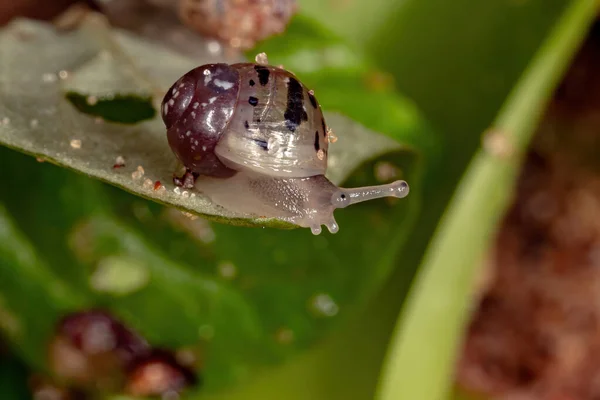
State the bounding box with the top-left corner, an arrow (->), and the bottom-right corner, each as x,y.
45,309 -> 200,397
124,349 -> 198,397
49,310 -> 150,391
178,0 -> 297,50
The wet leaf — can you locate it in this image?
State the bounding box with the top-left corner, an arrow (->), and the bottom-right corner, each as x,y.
0,17 -> 424,230
0,139 -> 419,393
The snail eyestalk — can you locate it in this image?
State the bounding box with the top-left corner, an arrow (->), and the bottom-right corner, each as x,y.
331,180 -> 409,209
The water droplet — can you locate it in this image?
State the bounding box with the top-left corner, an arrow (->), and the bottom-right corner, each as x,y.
174,187 -> 181,195
206,40 -> 222,54
29,119 -> 39,128
58,70 -> 69,80
86,95 -> 98,106
217,262 -> 237,280
70,139 -> 81,149
90,256 -> 149,296
181,191 -> 190,198
308,293 -> 339,317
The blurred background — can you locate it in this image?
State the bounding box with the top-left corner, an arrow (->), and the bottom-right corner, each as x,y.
1,0 -> 599,399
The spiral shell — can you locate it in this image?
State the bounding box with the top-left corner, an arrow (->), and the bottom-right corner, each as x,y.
161,62 -> 329,179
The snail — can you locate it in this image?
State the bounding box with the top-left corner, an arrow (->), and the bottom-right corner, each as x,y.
161,56 -> 409,235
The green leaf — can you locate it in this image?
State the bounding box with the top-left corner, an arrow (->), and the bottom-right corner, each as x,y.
0,143 -> 419,393
0,204 -> 82,369
0,16 -> 424,230
0,352 -> 30,400
66,216 -> 263,390
0,151 -> 266,390
374,1 -> 598,399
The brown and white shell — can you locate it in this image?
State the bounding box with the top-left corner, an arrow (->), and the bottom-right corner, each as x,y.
214,63 -> 329,178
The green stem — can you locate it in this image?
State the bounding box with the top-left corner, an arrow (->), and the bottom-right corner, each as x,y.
374,1 -> 598,399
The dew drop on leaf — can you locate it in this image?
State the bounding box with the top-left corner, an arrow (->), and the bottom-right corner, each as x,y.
308,293 -> 339,317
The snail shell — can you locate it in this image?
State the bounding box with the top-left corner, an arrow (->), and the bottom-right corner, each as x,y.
162,62 -> 409,234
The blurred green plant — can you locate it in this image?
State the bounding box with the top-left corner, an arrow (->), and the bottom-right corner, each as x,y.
0,0 -> 597,399
0,351 -> 30,399
375,1 -> 598,399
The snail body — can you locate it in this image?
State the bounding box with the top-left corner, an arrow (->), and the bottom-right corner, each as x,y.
161,60 -> 409,234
